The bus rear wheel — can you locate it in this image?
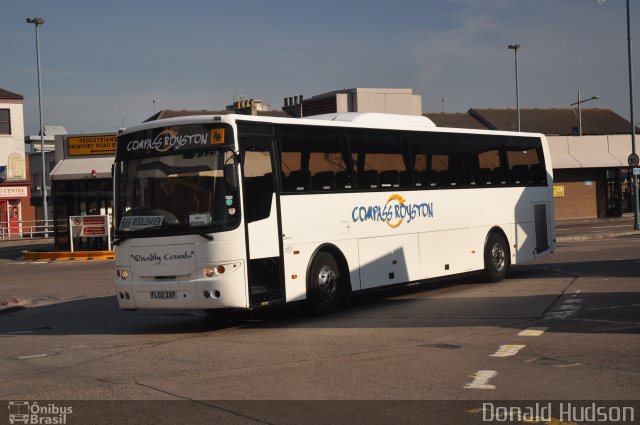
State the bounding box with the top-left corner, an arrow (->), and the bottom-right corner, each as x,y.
484,232 -> 510,282
308,251 -> 341,315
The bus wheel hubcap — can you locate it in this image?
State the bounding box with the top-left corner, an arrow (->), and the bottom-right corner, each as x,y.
491,243 -> 505,272
317,265 -> 337,302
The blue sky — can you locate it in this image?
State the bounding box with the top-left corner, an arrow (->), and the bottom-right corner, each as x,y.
2,0 -> 639,134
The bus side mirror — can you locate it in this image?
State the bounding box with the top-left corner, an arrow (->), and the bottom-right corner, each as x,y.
224,164 -> 238,190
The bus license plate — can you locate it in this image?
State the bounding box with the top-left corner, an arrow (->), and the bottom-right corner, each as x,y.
151,291 -> 177,300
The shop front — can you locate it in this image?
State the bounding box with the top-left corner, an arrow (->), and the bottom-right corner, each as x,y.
0,183 -> 30,238
50,133 -> 115,251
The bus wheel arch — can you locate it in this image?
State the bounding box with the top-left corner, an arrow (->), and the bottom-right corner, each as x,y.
306,244 -> 351,314
483,227 -> 510,282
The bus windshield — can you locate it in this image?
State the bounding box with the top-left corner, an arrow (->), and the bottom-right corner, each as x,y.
114,149 -> 240,237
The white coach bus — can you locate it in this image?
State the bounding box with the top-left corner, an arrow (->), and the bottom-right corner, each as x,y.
113,113 -> 554,314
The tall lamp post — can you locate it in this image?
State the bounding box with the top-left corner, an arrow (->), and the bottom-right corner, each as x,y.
508,44 -> 521,131
152,99 -> 160,114
570,91 -> 599,136
26,17 -> 48,237
625,0 -> 640,230
597,0 -> 638,229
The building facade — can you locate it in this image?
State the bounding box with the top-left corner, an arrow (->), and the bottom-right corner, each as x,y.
282,88 -> 422,117
0,88 -> 32,237
49,133 -> 116,250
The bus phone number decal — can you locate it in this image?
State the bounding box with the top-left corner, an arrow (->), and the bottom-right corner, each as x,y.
119,216 -> 164,231
352,194 -> 434,228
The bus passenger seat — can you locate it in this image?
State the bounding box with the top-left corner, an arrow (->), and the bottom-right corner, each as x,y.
311,171 -> 336,191
437,170 -> 457,187
511,165 -> 531,185
530,164 -> 546,184
379,170 -> 400,188
399,170 -> 413,187
477,168 -> 492,185
285,170 -> 310,191
492,168 -> 508,185
417,170 -> 437,188
335,171 -> 353,189
359,170 -> 379,189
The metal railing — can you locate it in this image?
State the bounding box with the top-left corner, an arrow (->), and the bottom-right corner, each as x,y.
0,219 -> 54,240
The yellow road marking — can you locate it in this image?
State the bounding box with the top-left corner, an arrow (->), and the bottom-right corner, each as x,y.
519,327 -> 549,336
491,344 -> 526,357
463,370 -> 497,390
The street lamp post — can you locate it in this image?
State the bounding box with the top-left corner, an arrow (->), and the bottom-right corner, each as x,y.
152,99 -> 159,114
597,0 -> 638,229
441,98 -> 447,113
570,91 -> 599,136
508,44 -> 521,132
625,0 -> 640,230
26,17 -> 48,237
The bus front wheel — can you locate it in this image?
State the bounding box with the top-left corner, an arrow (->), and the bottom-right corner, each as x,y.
484,232 -> 510,282
308,251 -> 341,315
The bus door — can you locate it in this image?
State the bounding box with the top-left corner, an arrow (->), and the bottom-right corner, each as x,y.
239,128 -> 284,306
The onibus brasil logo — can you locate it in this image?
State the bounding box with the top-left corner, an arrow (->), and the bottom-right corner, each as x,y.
8,401 -> 73,424
351,194 -> 434,228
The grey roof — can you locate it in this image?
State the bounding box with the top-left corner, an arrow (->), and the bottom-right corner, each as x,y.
469,108 -> 635,135
0,88 -> 24,100
423,112 -> 490,130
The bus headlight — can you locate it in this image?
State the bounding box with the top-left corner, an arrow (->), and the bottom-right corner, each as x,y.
203,266 -> 215,278
116,269 -> 129,280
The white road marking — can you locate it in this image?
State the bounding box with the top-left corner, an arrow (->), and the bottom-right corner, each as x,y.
17,353 -> 49,359
464,370 -> 497,390
490,344 -> 526,357
518,327 -> 548,337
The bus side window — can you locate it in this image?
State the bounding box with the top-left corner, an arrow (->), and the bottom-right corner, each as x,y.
407,131 -> 461,189
459,134 -> 502,187
347,129 -> 410,191
504,137 -> 545,186
278,125 -> 350,193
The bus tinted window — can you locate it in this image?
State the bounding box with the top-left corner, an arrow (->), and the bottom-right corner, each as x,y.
242,150 -> 274,223
504,137 -> 546,185
407,132 -> 463,189
278,125 -> 350,192
347,129 -> 410,190
459,134 -> 505,186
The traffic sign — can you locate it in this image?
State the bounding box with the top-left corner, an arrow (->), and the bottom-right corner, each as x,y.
629,153 -> 640,168
633,167 -> 640,176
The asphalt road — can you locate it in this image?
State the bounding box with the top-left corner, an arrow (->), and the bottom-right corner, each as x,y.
0,236 -> 639,424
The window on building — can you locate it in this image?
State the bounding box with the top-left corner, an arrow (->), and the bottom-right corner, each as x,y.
0,109 -> 11,134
